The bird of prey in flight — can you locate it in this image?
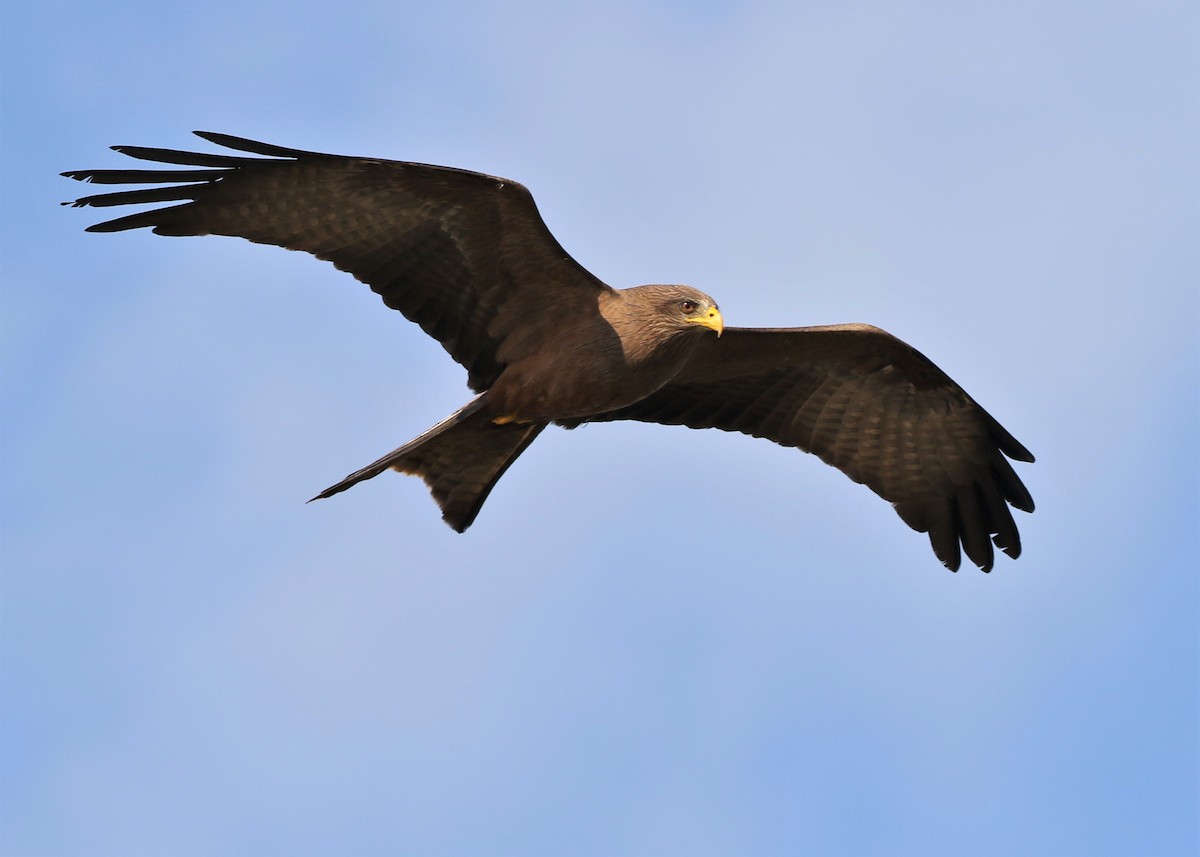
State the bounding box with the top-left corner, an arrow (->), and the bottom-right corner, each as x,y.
63,132 -> 1035,571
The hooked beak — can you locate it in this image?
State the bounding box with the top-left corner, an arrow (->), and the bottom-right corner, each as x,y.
688,306 -> 724,337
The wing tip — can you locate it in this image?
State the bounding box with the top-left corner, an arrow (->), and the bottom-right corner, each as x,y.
191,130 -> 316,159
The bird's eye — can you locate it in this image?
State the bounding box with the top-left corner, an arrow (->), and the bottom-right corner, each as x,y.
680,300 -> 697,313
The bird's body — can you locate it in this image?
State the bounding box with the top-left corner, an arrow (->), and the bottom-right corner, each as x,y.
64,132 -> 1035,571
485,285 -> 722,422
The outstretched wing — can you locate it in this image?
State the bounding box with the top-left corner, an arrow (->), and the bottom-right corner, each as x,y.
63,132 -> 612,390
576,324 -> 1035,571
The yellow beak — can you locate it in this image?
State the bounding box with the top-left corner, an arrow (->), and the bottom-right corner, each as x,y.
688,306 -> 724,337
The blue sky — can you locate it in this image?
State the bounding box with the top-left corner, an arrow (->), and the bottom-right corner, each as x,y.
2,1 -> 1197,855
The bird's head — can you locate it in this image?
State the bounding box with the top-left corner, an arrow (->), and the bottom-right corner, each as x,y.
642,284 -> 724,337
602,284 -> 725,365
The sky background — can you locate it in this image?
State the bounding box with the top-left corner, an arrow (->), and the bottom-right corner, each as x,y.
2,1 -> 1197,855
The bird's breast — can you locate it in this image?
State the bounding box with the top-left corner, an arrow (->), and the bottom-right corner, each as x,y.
486,337 -> 695,422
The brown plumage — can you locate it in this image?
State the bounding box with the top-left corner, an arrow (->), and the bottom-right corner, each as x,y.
62,132 -> 1035,571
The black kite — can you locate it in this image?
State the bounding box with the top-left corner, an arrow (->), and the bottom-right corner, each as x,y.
63,133 -> 1035,571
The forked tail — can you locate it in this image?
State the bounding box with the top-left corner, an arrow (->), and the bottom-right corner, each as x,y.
310,396 -> 545,532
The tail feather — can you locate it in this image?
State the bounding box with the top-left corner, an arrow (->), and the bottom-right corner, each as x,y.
310,396 -> 545,532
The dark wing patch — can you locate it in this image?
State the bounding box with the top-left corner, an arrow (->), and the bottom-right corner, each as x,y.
571,324 -> 1034,571
63,132 -> 612,390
